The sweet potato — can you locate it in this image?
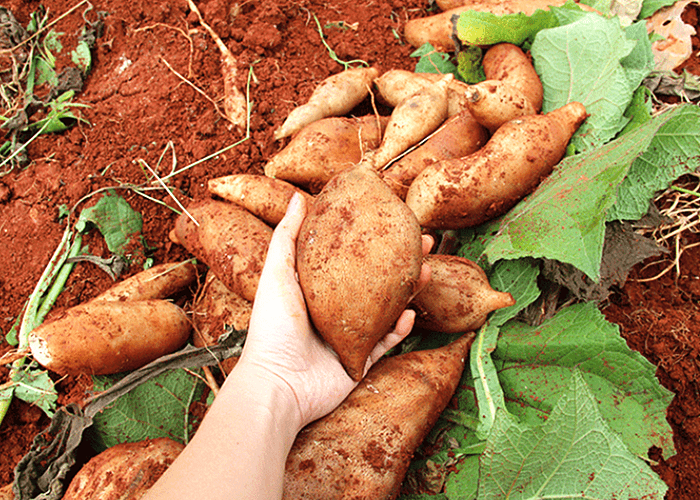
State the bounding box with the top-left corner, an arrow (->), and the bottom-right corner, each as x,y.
296,165 -> 423,381
406,101 -> 588,229
62,438 -> 184,500
192,271 -> 248,375
375,69 -> 471,117
411,254 -> 515,332
368,74 -> 452,170
208,174 -> 315,226
483,42 -> 543,112
404,0 -> 575,51
28,300 -> 191,376
464,43 -> 543,132
92,261 -> 197,302
0,483 -> 12,500
274,67 -> 379,140
173,199 -> 273,302
283,332 -> 475,499
464,80 -> 538,133
381,110 -> 488,199
265,115 -> 387,193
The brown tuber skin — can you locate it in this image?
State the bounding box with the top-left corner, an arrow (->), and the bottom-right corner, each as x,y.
265,115 -> 387,193
381,110 -> 489,199
283,332 -> 475,499
274,67 -> 380,140
296,165 -> 423,381
208,174 -> 315,226
465,43 -> 544,132
62,438 -> 184,500
411,254 -> 515,333
368,74 -> 452,170
192,271 -> 250,374
92,261 -> 197,302
406,101 -> 588,229
375,69 -> 473,117
28,300 -> 192,376
173,199 -> 273,302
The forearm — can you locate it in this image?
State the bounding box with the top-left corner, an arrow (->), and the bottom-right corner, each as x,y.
143,362 -> 302,500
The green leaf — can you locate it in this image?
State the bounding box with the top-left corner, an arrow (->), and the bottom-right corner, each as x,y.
7,367 -> 58,416
89,368 -> 206,452
478,371 -> 668,499
456,46 -> 485,84
639,0 -> 677,19
71,40 -> 92,73
532,14 -> 654,153
455,9 -> 559,46
33,57 -> 58,87
445,455 -> 479,500
608,104 -> 700,221
76,191 -> 145,261
494,303 -> 675,459
620,85 -> 653,135
483,106 -> 681,281
411,43 -> 457,76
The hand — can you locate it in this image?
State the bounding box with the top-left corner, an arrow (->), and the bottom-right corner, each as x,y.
236,192 -> 432,429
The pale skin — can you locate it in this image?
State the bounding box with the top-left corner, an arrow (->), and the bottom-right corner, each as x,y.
144,193 -> 432,500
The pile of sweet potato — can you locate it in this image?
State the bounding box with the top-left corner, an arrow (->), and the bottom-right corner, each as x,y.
20,1 -> 593,497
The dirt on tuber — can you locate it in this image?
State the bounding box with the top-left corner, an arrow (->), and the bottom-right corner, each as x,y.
411,254 -> 515,333
296,165 -> 423,381
283,332 -> 475,499
406,101 -> 588,229
172,199 -> 272,302
265,115 -> 387,193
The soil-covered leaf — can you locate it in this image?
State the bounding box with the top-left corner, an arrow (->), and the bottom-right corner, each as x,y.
494,302 -> 675,460
478,371 -> 668,499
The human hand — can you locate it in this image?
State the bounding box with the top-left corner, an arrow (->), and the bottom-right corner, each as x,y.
235,192 -> 432,430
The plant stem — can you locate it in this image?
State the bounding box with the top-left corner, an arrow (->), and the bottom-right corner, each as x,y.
671,185 -> 700,198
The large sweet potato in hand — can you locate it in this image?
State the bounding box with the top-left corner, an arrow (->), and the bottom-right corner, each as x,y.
406,101 -> 588,229
29,300 -> 191,376
296,165 -> 423,381
173,199 -> 273,301
283,333 -> 475,499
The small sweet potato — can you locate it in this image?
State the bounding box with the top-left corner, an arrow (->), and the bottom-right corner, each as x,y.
283,332 -> 475,499
92,261 -> 197,302
274,67 -> 379,140
375,69 -> 471,117
483,42 -> 543,112
173,199 -> 273,302
296,165 -> 423,381
62,438 -> 184,500
208,174 -> 315,226
368,74 -> 451,170
406,101 -> 588,229
265,115 -> 387,193
464,80 -> 538,133
411,254 -> 515,333
29,300 -> 191,376
381,110 -> 488,199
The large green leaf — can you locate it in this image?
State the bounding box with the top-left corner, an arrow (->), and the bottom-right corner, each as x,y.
478,371 -> 668,499
532,14 -> 654,152
89,368 -> 206,452
608,104 -> 700,221
494,302 -> 675,460
483,105 -> 684,281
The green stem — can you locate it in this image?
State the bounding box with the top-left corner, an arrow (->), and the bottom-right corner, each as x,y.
670,185 -> 700,198
0,226 -> 78,427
